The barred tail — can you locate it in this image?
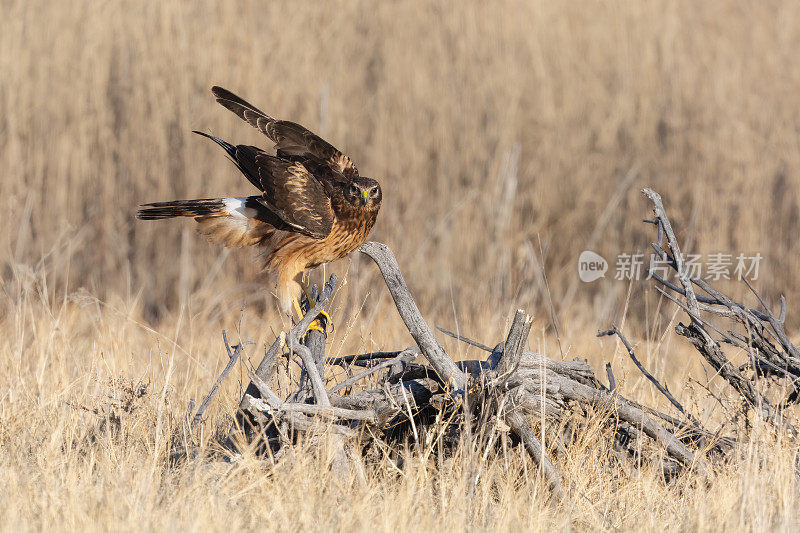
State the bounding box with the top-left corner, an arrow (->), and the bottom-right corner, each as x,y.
136,198 -> 227,220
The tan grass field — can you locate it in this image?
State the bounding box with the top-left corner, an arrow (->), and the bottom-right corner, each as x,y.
3,0 -> 800,530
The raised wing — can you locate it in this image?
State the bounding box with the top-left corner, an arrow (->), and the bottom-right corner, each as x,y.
211,86 -> 359,179
252,155 -> 335,239
191,131 -> 334,239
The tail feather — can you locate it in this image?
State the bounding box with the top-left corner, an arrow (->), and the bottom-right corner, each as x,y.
137,196 -> 269,248
136,198 -> 227,220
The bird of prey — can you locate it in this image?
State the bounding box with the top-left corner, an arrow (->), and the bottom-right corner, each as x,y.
138,86 -> 382,329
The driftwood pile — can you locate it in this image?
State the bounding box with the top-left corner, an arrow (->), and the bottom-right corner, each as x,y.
189,188 -> 799,500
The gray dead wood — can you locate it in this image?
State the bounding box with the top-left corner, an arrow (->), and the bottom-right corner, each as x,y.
329,349 -> 418,394
293,343 -> 331,406
642,187 -> 700,314
219,215 -> 759,499
239,274 -> 337,410
436,326 -> 495,353
293,280 -> 334,403
605,363 -> 616,392
598,325 -> 705,430
191,330 -> 247,429
456,351 -> 598,389
245,394 -> 379,424
290,276 -> 336,406
359,242 -> 469,391
505,410 -> 566,501
552,374 -> 703,472
327,348 -> 419,367
330,378 -> 440,413
642,188 -> 800,434
497,310 -> 533,378
241,395 -> 361,438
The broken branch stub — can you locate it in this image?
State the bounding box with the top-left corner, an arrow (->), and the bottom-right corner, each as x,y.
497,309 -> 533,377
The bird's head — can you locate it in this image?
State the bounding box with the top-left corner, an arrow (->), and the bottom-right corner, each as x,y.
344,177 -> 382,209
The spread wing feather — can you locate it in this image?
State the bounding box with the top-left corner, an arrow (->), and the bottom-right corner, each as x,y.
192,130 -> 335,239
211,86 -> 359,179
253,155 -> 335,239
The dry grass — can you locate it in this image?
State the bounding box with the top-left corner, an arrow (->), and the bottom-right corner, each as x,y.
3,0 -> 800,530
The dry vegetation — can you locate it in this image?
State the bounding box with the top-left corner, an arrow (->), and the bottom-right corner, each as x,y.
3,0 -> 800,530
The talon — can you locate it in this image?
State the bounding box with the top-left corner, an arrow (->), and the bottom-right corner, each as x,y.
306,322 -> 327,335
301,317 -> 327,341
318,310 -> 332,331
294,281 -> 335,337
301,311 -> 334,341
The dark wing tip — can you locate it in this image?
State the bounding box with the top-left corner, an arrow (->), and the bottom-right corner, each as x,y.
210,86 -> 274,120
210,85 -> 230,98
191,129 -> 218,142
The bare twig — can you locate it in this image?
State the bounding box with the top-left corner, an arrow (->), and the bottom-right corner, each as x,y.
245,394 -> 379,424
191,330 -> 249,429
436,326 -> 494,352
329,350 -> 418,394
605,363 -> 616,392
241,395 -> 361,438
742,277 -> 800,361
598,325 -> 704,430
240,274 -> 338,410
294,343 -> 331,406
327,347 -> 420,367
651,272 -> 772,322
642,188 -> 700,315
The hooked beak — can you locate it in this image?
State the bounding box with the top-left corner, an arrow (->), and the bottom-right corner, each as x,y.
361,190 -> 369,205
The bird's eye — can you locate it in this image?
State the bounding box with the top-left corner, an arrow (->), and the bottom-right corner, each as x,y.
370,186 -> 379,197
348,184 -> 359,196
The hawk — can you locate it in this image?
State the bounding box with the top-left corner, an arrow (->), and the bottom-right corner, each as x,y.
138,86 -> 382,327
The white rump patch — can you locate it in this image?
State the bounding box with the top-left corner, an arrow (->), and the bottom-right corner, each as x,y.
223,197 -> 257,219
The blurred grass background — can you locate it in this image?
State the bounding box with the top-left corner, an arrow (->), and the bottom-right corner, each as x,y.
4,0 -> 800,336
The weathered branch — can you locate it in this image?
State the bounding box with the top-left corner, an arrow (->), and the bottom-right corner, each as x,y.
554,373 -> 702,471
241,395 -> 361,438
327,349 -> 418,367
216,205 -> 770,498
239,274 -> 338,410
359,242 -> 468,391
642,187 -> 700,315
293,343 -> 331,406
497,310 -> 533,377
436,326 -> 495,352
598,325 -> 704,430
329,349 -> 418,394
642,188 -> 800,437
505,410 -> 565,501
245,394 -> 380,424
191,330 -> 248,429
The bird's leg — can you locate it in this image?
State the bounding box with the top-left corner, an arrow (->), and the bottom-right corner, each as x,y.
298,279 -> 332,334
292,295 -> 305,323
